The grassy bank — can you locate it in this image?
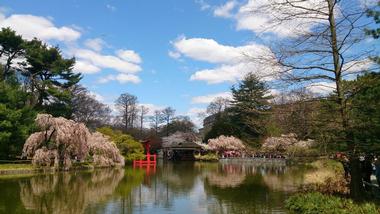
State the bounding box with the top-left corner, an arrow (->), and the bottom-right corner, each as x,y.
0,162 -> 112,178
195,153 -> 219,162
286,192 -> 380,214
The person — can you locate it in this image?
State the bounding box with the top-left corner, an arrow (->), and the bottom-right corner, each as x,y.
341,155 -> 350,179
375,156 -> 380,186
361,155 -> 373,190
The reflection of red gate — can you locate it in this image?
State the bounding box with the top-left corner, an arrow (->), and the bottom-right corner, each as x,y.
133,140 -> 157,175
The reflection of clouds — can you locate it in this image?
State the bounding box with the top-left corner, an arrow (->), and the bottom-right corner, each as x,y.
19,169 -> 124,214
206,173 -> 246,188
205,164 -> 246,188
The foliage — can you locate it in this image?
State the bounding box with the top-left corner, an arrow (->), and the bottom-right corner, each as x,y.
0,164 -> 33,171
204,111 -> 241,142
230,73 -> 272,143
365,1 -> 380,64
194,153 -> 219,162
366,2 -> 380,39
345,72 -> 380,152
160,116 -> 196,136
0,27 -> 84,160
269,89 -> 320,140
23,38 -> 81,117
285,192 -> 379,214
0,80 -> 36,159
208,135 -> 245,153
286,146 -> 319,158
162,131 -> 199,148
301,159 -> 349,195
97,127 -> 144,162
87,132 -> 125,167
22,114 -> 124,169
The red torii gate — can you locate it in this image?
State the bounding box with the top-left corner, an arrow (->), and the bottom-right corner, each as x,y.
133,140 -> 156,174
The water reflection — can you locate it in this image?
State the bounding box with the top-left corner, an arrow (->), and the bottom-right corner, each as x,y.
19,169 -> 124,214
0,161 -> 309,214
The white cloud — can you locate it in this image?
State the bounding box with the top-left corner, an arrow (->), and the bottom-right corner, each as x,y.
0,13 -> 80,42
73,60 -> 101,74
360,0 -> 378,7
214,1 -> 237,18
190,61 -> 276,84
191,92 -> 232,104
116,49 -> 142,64
186,107 -> 206,128
116,73 -> 141,83
306,82 -> 336,94
88,91 -> 105,102
98,74 -> 141,84
206,0 -> 328,38
342,59 -> 375,74
172,37 -> 248,64
138,103 -> 165,116
71,48 -> 141,74
171,36 -> 279,84
84,38 -> 106,52
168,50 -> 181,59
195,0 -> 211,11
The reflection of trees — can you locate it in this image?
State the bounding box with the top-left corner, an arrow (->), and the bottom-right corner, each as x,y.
262,166 -> 307,192
160,162 -> 201,194
109,162 -> 205,213
19,169 -> 124,214
204,162 -> 306,214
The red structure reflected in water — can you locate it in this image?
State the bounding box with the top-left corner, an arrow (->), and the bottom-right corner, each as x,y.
133,140 -> 157,175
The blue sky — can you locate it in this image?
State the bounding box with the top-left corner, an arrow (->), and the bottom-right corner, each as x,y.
0,0 -> 378,126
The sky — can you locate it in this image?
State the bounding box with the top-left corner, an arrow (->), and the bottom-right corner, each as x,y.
0,0 -> 378,127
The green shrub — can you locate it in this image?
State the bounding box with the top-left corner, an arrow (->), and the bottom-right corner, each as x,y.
195,153 -> 219,162
97,127 -> 144,162
286,146 -> 320,157
285,192 -> 379,214
309,159 -> 344,174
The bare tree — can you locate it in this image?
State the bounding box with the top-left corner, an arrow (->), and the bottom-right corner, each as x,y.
249,0 -> 379,197
139,105 -> 150,136
71,85 -> 111,129
161,107 -> 176,136
115,93 -> 138,131
150,110 -> 163,135
206,97 -> 230,115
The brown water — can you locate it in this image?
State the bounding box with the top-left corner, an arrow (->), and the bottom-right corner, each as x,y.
0,160 -> 309,214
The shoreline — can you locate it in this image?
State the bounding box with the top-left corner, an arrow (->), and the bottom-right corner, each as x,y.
0,163 -> 122,178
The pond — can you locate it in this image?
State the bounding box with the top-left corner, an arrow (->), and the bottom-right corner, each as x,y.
0,160 -> 310,214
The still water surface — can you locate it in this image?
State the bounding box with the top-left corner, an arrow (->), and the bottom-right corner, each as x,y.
0,160 -> 309,214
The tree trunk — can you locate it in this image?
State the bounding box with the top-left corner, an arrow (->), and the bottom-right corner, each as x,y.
349,156 -> 364,200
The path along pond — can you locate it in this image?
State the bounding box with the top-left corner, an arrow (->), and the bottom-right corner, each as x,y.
0,160 -> 312,214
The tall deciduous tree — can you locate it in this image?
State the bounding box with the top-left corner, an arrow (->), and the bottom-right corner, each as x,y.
138,105 -> 149,137
161,107 -> 176,136
206,97 -> 230,116
250,0 -> 379,197
71,85 -> 111,129
115,93 -> 138,131
150,110 -> 163,135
